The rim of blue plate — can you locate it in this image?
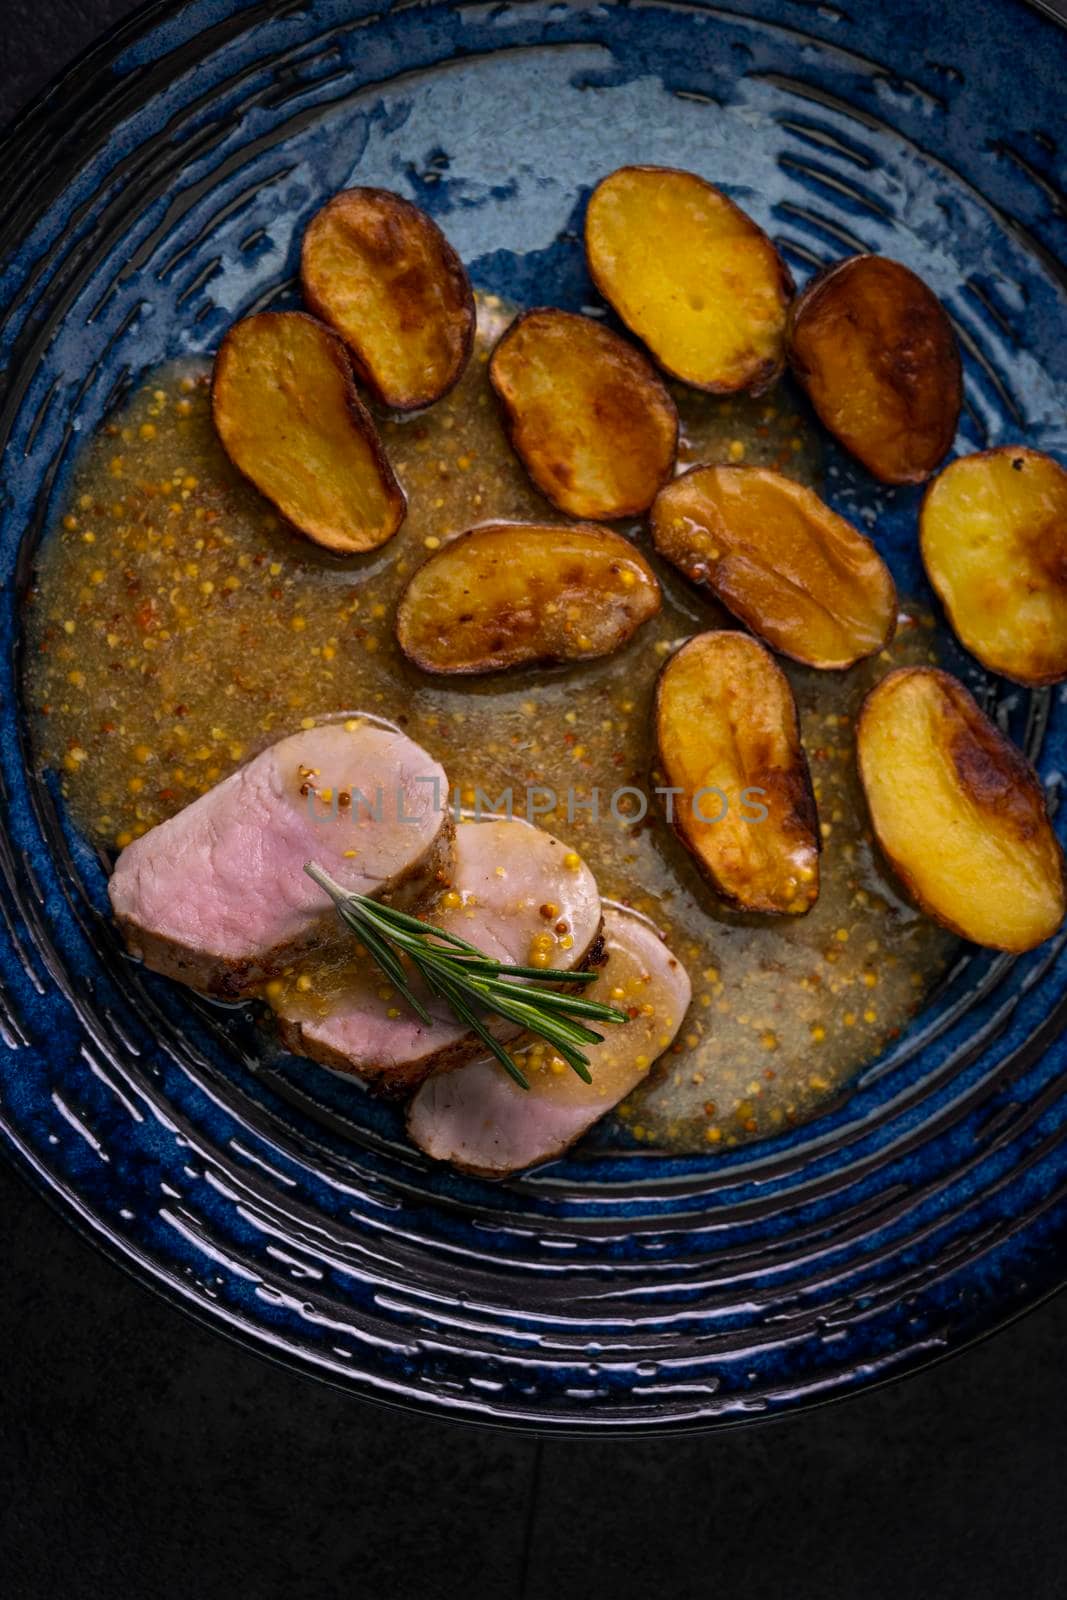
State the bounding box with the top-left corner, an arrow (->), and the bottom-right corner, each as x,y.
2,0 -> 1067,1434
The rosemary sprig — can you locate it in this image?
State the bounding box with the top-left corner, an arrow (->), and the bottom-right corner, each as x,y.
304,861 -> 626,1090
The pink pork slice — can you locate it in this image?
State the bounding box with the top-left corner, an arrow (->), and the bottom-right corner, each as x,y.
407,905 -> 691,1176
108,720 -> 451,997
276,816 -> 602,1092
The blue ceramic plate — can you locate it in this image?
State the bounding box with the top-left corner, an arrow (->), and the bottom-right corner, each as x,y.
2,0 -> 1066,1432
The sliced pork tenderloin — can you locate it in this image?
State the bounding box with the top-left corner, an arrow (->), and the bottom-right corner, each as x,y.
109,719 -> 450,998
276,816 -> 601,1092
407,905 -> 691,1176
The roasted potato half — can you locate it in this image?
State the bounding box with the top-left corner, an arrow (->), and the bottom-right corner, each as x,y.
787,255 -> 961,484
212,312 -> 405,554
584,166 -> 793,394
857,668 -> 1065,952
651,465 -> 897,669
301,188 -> 475,411
395,522 -> 660,675
655,631 -> 820,915
921,447 -> 1067,686
489,308 -> 678,519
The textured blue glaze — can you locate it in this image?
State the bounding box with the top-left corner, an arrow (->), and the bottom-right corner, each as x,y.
1,0 -> 1066,1429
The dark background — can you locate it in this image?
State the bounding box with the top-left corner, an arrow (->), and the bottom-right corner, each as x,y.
3,4 -> 1067,1597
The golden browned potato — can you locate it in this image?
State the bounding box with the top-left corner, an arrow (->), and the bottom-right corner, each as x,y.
300,188 -> 475,411
584,166 -> 793,394
654,631 -> 820,914
651,465 -> 897,669
395,522 -> 660,674
212,312 -> 405,554
787,255 -> 961,484
921,447 -> 1067,686
857,668 -> 1065,951
488,308 -> 678,519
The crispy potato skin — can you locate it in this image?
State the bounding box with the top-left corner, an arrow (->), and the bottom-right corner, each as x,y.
787,255 -> 961,484
651,465 -> 897,669
584,166 -> 794,395
489,308 -> 678,519
655,631 -> 820,914
212,312 -> 405,553
857,667 -> 1066,951
395,522 -> 661,675
921,447 -> 1067,686
301,188 -> 475,411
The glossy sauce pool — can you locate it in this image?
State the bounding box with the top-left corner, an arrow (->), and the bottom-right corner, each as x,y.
24,297 -> 956,1153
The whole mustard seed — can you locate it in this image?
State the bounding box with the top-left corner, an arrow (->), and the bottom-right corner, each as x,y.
27,330 -> 955,1159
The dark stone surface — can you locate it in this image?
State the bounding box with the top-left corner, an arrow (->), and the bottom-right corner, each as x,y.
3,7 -> 1067,1598
4,1154 -> 1067,1600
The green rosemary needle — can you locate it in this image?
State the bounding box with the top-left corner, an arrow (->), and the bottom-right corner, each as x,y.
304,861 -> 627,1090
